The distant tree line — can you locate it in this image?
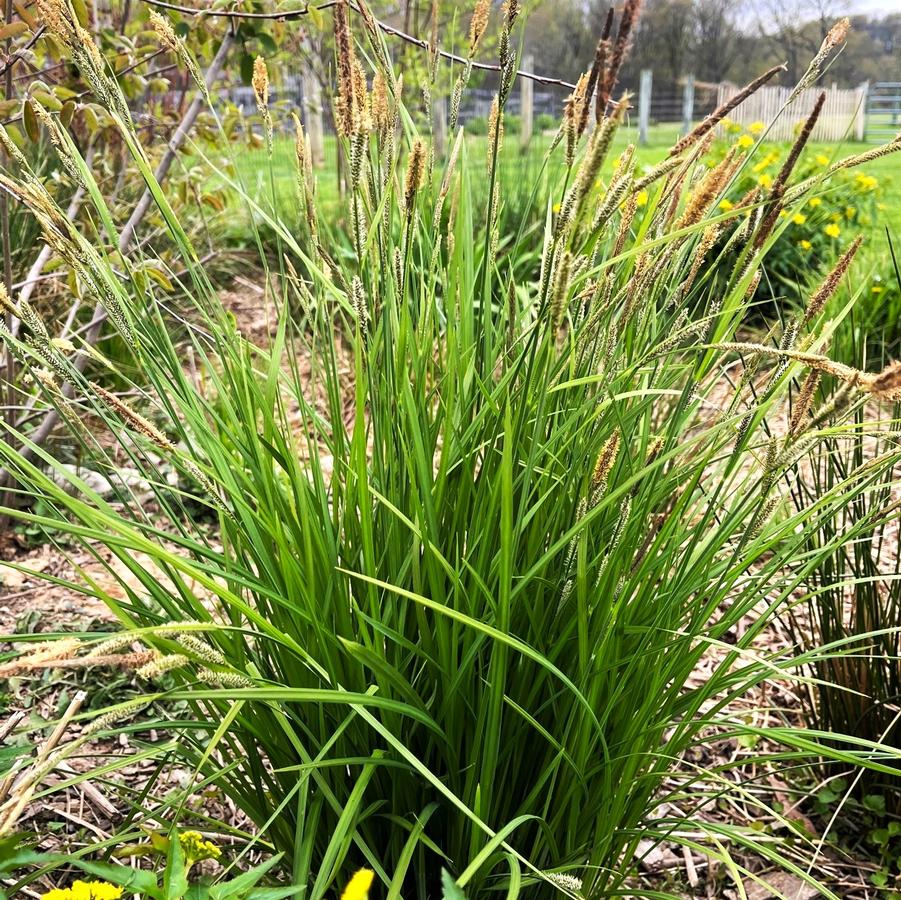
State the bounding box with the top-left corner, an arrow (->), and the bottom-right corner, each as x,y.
518,0 -> 898,90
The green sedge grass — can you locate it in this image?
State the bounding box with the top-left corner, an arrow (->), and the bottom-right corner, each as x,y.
2,6 -> 901,899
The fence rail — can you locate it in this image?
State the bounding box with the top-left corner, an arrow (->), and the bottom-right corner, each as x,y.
866,82 -> 901,144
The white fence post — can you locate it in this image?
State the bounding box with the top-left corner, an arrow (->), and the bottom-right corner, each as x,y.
681,74 -> 695,137
433,96 -> 447,157
301,68 -> 325,167
520,53 -> 534,148
638,69 -> 652,146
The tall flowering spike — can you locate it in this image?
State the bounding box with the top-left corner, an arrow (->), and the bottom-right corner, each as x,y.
252,56 -> 269,111
598,0 -> 641,116
790,370 -> 821,435
36,0 -> 76,41
468,0 -> 491,55
804,236 -> 863,324
334,0 -> 357,137
791,17 -> 850,100
404,138 -> 426,213
563,73 -> 590,167
372,70 -> 390,137
487,95 -> 504,162
252,56 -> 273,153
592,431 -> 620,491
867,361 -> 901,400
148,10 -> 177,50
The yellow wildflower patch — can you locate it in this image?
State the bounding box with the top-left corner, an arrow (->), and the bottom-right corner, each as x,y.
824,223 -> 841,239
748,121 -> 765,135
792,213 -> 807,225
737,134 -> 754,149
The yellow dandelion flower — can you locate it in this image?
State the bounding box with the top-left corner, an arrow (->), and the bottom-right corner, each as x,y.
636,189 -> 649,207
757,173 -> 773,189
855,174 -> 878,191
552,202 -> 561,214
844,206 -> 856,219
752,152 -> 777,173
748,121 -> 765,135
799,239 -> 812,250
792,213 -> 807,225
718,199 -> 734,211
737,134 -> 754,149
824,223 -> 841,239
341,869 -> 375,900
778,209 -> 788,218
814,153 -> 830,166
808,197 -> 822,208
872,285 -> 884,294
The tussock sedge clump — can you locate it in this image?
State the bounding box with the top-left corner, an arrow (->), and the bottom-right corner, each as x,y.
2,1 -> 901,898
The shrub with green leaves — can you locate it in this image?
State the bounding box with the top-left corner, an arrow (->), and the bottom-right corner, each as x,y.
2,2 -> 901,899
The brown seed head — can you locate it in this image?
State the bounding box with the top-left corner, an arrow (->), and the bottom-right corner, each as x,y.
804,236 -> 863,324
469,0 -> 491,54
252,56 -> 269,111
404,139 -> 426,212
372,71 -> 390,135
149,10 -> 178,50
592,431 -> 621,488
866,360 -> 901,400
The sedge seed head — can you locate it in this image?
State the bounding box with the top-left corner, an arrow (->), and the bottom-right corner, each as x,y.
468,0 -> 491,54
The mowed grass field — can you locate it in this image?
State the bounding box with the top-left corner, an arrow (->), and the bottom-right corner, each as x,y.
229,120 -> 900,247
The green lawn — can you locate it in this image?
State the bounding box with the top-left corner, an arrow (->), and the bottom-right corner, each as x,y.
229,121 -> 899,243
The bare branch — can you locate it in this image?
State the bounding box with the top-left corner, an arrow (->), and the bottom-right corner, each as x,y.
139,0 -> 579,91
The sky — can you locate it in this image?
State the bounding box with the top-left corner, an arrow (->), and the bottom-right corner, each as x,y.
846,0 -> 896,11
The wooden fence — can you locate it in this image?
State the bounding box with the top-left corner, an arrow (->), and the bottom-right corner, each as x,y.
713,82 -> 867,142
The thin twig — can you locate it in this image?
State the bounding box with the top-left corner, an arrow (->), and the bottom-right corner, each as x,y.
0,24 -> 46,80
139,0 -> 579,90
